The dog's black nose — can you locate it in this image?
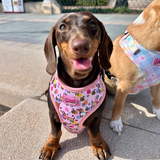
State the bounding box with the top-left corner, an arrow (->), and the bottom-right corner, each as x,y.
71,39 -> 90,55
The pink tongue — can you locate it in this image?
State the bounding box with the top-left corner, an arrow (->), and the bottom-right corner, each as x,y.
73,58 -> 91,70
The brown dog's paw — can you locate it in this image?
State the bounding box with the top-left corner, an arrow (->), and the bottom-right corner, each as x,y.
89,132 -> 111,160
39,145 -> 60,160
39,134 -> 61,160
91,144 -> 111,160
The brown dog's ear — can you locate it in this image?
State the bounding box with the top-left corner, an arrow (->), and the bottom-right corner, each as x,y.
44,26 -> 57,75
99,22 -> 113,71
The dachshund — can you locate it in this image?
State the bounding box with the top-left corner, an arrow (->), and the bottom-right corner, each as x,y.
39,12 -> 113,160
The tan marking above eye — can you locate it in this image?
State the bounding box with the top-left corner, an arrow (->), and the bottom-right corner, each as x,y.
65,18 -> 70,23
84,16 -> 90,20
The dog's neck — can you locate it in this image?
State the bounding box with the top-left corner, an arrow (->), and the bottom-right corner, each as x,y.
57,55 -> 100,88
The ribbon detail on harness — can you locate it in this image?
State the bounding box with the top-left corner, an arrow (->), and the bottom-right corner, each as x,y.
152,58 -> 160,66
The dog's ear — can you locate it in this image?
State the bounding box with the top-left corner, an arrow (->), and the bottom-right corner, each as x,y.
44,26 -> 57,75
99,22 -> 113,71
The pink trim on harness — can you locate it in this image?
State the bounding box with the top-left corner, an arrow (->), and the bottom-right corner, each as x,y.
50,73 -> 106,134
120,33 -> 160,94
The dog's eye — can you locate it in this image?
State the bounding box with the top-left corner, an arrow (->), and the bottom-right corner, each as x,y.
90,21 -> 96,28
60,24 -> 67,30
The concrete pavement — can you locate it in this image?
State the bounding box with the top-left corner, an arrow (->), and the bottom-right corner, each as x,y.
0,13 -> 160,160
0,13 -> 138,111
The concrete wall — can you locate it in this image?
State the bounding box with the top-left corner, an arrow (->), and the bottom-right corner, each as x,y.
24,1 -> 61,14
0,1 -> 61,14
24,2 -> 44,14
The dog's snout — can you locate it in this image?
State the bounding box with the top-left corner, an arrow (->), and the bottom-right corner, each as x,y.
71,39 -> 90,54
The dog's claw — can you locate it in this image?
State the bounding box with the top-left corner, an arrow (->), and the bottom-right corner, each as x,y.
58,147 -> 61,150
108,151 -> 112,156
118,131 -> 121,136
96,154 -> 99,159
39,153 -> 42,159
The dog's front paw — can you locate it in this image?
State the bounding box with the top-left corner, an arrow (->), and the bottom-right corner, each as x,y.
39,145 -> 60,160
39,134 -> 61,160
153,106 -> 160,120
91,143 -> 111,160
110,117 -> 123,135
89,131 -> 111,160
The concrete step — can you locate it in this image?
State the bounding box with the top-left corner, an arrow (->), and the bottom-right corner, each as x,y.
1,98 -> 160,160
0,40 -> 51,115
0,40 -> 61,115
0,98 -> 105,160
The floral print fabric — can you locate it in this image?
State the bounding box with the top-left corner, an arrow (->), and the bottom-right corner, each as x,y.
50,73 -> 106,134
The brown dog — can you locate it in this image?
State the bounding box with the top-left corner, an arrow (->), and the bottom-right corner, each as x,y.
39,12 -> 113,160
105,0 -> 160,134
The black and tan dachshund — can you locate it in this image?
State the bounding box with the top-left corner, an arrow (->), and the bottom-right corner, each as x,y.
39,12 -> 113,160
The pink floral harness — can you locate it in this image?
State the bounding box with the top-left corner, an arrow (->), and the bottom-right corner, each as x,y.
119,32 -> 160,94
50,73 -> 106,134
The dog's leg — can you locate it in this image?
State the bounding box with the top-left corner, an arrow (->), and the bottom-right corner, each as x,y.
40,117 -> 62,160
88,117 -> 111,160
150,83 -> 160,120
110,81 -> 132,134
